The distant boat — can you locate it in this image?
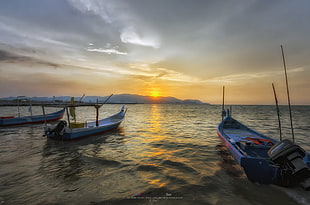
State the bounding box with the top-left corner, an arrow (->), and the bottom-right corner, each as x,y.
0,108 -> 65,126
217,110 -> 310,188
44,106 -> 126,140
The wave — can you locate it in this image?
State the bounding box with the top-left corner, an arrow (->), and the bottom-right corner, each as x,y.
136,164 -> 162,172
161,159 -> 199,174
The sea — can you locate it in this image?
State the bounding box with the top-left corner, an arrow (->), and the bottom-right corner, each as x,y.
0,104 -> 310,205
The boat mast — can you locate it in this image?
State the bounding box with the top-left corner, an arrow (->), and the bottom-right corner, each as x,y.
17,98 -> 20,118
42,105 -> 47,127
222,86 -> 225,121
78,94 -> 85,105
17,96 -> 25,118
29,100 -> 33,117
95,99 -> 99,127
103,94 -> 114,104
66,106 -> 71,128
95,94 -> 113,127
281,45 -> 295,143
272,83 -> 282,141
69,97 -> 76,123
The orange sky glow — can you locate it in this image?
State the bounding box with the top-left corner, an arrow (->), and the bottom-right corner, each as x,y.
0,1 -> 310,105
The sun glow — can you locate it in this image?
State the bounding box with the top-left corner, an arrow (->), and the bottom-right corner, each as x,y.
151,91 -> 160,98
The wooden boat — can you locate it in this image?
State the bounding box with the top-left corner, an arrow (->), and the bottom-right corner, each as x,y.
217,110 -> 310,188
217,47 -> 310,189
44,106 -> 126,140
0,108 -> 65,126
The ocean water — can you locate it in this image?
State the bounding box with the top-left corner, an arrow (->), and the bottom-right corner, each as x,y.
0,104 -> 310,205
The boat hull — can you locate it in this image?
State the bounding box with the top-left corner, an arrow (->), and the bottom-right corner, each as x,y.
217,128 -> 278,184
57,121 -> 122,140
0,108 -> 65,126
217,116 -> 310,185
45,107 -> 126,140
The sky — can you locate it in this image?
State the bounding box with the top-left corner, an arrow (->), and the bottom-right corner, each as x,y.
0,0 -> 310,105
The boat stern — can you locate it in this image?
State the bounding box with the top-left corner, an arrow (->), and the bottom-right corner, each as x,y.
44,120 -> 67,138
304,152 -> 310,168
240,157 -> 278,184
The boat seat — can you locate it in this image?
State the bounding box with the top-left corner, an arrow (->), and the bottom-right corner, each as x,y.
224,121 -> 240,129
238,141 -> 272,158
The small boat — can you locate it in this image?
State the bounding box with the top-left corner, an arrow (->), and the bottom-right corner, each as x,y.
0,108 -> 65,126
217,47 -> 310,189
217,110 -> 310,188
44,106 -> 126,140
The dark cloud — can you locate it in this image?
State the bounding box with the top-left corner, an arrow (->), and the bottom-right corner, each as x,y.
0,49 -> 59,67
132,75 -> 154,81
0,50 -> 26,61
0,0 -> 310,103
156,71 -> 168,78
0,47 -> 126,77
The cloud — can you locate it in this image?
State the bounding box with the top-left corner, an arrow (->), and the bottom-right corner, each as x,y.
0,48 -> 197,85
206,68 -> 306,84
289,67 -> 305,73
0,49 -> 23,61
0,48 -> 124,76
120,26 -> 160,48
0,46 -> 170,82
68,0 -> 160,48
0,49 -> 59,68
68,0 -> 113,23
0,20 -> 70,47
126,63 -> 201,83
1,0 -> 309,103
87,48 -> 128,56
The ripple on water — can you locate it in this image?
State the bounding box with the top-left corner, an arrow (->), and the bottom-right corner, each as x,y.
161,159 -> 199,175
1,105 -> 310,205
136,164 -> 163,172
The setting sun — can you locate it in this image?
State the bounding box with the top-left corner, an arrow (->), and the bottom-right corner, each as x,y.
151,91 -> 160,98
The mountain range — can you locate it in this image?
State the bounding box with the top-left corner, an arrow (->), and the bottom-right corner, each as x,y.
0,94 -> 209,105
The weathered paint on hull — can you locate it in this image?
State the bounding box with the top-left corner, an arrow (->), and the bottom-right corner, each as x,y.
217,122 -> 278,184
46,107 -> 126,141
57,122 -> 122,140
0,109 -> 65,126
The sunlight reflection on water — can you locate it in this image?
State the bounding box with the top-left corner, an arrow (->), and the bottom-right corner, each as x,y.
0,104 -> 309,204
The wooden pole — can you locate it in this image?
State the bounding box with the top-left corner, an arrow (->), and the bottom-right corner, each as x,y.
95,94 -> 113,127
17,99 -> 20,118
77,94 -> 85,105
29,101 -> 33,117
272,83 -> 282,141
95,106 -> 99,127
65,106 -> 71,129
96,98 -> 99,127
102,94 -> 113,105
281,45 -> 295,143
222,86 -> 225,121
16,96 -> 26,118
42,105 -> 47,127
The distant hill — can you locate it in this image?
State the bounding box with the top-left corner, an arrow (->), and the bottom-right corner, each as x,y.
0,94 -> 209,105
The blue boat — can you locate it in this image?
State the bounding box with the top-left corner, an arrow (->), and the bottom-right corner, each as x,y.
44,106 -> 126,140
217,110 -> 310,189
0,108 -> 65,126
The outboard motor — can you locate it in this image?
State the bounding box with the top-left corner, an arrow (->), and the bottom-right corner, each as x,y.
46,120 -> 67,137
268,139 -> 310,187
